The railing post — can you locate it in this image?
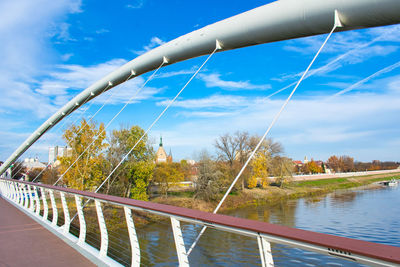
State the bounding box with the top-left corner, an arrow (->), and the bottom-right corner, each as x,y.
170,217 -> 190,267
41,188 -> 48,221
124,206 -> 141,267
257,235 -> 274,267
12,182 -> 18,202
48,189 -> 58,226
60,192 -> 70,234
95,200 -> 108,259
33,186 -> 41,215
75,195 -> 86,245
14,183 -> 19,203
27,185 -> 35,212
22,185 -> 29,209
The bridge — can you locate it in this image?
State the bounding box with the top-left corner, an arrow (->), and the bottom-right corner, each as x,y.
1,0 -> 400,266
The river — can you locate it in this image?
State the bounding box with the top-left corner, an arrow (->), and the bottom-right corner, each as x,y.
106,183 -> 400,266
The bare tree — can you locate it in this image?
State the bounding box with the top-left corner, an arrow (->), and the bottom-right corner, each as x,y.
194,150 -> 222,201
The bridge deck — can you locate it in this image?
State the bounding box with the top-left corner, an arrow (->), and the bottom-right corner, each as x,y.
0,197 -> 94,267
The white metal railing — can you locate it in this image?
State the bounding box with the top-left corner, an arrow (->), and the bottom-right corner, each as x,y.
1,178 -> 399,267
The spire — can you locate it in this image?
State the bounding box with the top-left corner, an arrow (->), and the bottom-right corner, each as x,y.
169,148 -> 172,156
159,135 -> 163,147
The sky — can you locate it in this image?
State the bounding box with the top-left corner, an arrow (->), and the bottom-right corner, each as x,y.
0,0 -> 400,164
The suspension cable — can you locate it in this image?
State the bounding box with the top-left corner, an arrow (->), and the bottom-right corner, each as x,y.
69,43 -> 220,223
94,45 -> 220,194
53,62 -> 165,186
187,23 -> 339,256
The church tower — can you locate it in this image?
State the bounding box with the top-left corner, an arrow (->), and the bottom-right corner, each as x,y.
155,136 -> 168,163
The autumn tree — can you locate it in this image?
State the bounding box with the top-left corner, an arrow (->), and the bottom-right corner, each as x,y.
58,119 -> 107,191
194,151 -> 223,201
340,155 -> 354,172
303,160 -> 323,174
105,125 -> 154,200
271,156 -> 293,187
152,162 -> 184,196
41,168 -> 59,185
327,155 -> 340,172
215,131 -> 283,190
248,152 -> 269,188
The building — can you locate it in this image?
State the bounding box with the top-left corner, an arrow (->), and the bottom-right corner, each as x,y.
155,136 -> 172,163
23,157 -> 46,169
49,146 -> 72,166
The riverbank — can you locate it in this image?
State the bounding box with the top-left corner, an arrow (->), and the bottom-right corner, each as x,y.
152,172 -> 400,213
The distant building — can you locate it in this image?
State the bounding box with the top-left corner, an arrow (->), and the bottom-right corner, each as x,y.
49,146 -> 72,166
304,156 -> 309,164
155,136 -> 172,164
23,157 -> 46,170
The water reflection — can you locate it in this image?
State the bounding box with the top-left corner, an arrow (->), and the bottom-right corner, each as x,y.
96,185 -> 399,266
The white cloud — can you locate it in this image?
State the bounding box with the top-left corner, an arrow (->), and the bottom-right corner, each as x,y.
198,73 -> 271,91
275,25 -> 400,84
132,37 -> 166,55
156,94 -> 253,109
331,61 -> 400,97
95,28 -> 109,34
126,0 -> 145,9
152,74 -> 400,161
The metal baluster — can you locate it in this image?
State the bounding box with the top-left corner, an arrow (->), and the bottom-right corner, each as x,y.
41,188 -> 48,221
124,207 -> 141,267
60,192 -> 71,234
27,185 -> 35,212
258,235 -> 274,267
48,189 -> 58,226
12,182 -> 18,202
170,217 -> 190,267
33,186 -> 40,215
23,186 -> 28,209
75,195 -> 86,245
18,184 -> 23,206
95,200 -> 108,259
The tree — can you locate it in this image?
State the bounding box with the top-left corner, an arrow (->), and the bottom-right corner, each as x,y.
303,160 -> 323,174
249,152 -> 269,188
194,151 -> 223,201
327,155 -> 340,172
58,119 -> 107,191
105,125 -> 155,200
340,155 -> 354,172
152,162 -> 184,196
41,168 -> 59,185
271,156 -> 293,187
214,131 -> 282,190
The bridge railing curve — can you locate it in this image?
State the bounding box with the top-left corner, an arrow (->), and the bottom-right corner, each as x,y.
1,178 -> 399,267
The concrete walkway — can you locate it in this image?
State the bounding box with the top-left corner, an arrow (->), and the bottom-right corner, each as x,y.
0,197 -> 94,267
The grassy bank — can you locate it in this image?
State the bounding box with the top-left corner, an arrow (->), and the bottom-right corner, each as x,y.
153,172 -> 400,213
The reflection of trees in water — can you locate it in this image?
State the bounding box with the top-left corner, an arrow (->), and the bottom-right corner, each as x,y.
268,200 -> 298,228
330,191 -> 358,206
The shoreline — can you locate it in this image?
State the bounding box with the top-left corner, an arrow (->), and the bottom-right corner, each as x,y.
152,172 -> 400,214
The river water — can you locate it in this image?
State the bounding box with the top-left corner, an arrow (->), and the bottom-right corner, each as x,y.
109,184 -> 400,266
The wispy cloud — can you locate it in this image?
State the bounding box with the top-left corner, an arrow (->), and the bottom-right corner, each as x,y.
331,60 -> 400,97
198,73 -> 271,91
156,94 -> 254,109
132,36 -> 165,55
95,28 -> 109,34
126,0 -> 145,9
275,25 -> 400,84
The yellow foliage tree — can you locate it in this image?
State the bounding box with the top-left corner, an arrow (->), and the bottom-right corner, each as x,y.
249,152 -> 269,189
58,119 -> 107,191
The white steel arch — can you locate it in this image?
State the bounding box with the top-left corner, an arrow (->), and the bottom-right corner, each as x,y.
1,0 -> 400,175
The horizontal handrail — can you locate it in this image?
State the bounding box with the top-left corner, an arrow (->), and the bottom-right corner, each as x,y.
2,178 -> 399,266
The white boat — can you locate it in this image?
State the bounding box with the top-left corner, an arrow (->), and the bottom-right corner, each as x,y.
388,179 -> 398,186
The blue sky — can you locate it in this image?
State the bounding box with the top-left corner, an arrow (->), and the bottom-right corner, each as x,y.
1,0 -> 400,163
